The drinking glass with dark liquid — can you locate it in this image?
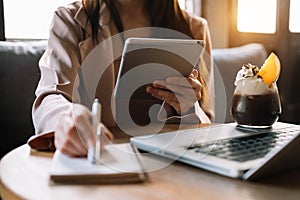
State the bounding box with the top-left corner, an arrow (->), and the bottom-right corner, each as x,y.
230,54 -> 281,128
231,83 -> 281,128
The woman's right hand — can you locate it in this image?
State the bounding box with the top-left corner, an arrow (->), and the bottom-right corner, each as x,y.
54,104 -> 114,157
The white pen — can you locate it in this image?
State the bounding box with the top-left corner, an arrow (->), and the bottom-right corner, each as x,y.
88,99 -> 102,164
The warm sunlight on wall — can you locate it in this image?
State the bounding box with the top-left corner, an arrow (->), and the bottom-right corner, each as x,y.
178,0 -> 194,14
178,0 -> 186,9
237,0 -> 277,34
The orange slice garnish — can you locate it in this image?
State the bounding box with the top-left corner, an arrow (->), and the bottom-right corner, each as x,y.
257,52 -> 281,86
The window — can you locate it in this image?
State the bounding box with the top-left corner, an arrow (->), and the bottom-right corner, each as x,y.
179,0 -> 201,16
3,0 -> 200,40
3,0 -> 74,39
289,0 -> 300,33
178,0 -> 186,9
237,0 -> 277,34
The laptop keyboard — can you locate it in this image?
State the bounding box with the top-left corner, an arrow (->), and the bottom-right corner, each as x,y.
187,126 -> 300,162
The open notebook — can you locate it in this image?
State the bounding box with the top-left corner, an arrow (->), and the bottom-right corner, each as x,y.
50,143 -> 146,184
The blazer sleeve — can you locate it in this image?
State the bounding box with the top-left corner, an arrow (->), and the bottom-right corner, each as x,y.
28,6 -> 83,150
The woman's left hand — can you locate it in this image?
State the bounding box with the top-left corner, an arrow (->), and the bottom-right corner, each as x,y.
146,69 -> 202,115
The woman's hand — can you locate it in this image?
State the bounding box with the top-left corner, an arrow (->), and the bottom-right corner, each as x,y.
146,69 -> 202,115
54,104 -> 114,157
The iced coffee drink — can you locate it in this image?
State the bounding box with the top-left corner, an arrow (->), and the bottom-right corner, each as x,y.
231,53 -> 281,128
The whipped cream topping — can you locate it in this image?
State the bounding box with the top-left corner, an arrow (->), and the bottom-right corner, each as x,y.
234,63 -> 259,85
234,63 -> 277,95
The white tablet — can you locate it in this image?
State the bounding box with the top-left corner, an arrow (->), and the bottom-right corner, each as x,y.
114,37 -> 205,98
113,37 -> 205,124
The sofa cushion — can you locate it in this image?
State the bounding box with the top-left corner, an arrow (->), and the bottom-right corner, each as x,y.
0,40 -> 46,158
213,43 -> 267,122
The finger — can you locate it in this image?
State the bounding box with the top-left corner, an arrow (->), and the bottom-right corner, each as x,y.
55,129 -> 85,157
151,80 -> 200,101
148,87 -> 176,102
72,111 -> 96,147
149,88 -> 193,112
63,139 -> 86,157
148,88 -> 181,113
101,124 -> 114,141
188,76 -> 202,91
152,79 -> 189,94
160,81 -> 196,97
54,113 -> 85,156
166,99 -> 195,115
166,76 -> 200,89
164,68 -> 198,88
100,131 -> 112,150
155,69 -> 198,86
190,69 -> 199,79
61,116 -> 88,155
153,79 -> 196,90
158,93 -> 190,114
57,140 -> 81,157
149,87 -> 195,114
152,80 -> 168,90
71,127 -> 89,154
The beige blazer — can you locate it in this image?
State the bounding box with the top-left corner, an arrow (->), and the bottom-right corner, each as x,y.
28,1 -> 214,150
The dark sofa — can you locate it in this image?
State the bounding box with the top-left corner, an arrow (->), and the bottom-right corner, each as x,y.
0,40 -> 46,158
0,40 -> 267,158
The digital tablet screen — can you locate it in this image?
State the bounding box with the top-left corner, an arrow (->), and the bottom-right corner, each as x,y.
114,38 -> 205,125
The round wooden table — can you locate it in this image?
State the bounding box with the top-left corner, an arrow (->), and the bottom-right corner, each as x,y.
1,125 -> 300,200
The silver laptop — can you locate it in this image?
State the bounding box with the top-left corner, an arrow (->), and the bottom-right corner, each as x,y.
130,122 -> 300,180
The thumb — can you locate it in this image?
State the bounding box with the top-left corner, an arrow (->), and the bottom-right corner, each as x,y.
190,69 -> 198,79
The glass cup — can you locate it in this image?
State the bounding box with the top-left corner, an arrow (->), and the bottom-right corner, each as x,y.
230,82 -> 282,128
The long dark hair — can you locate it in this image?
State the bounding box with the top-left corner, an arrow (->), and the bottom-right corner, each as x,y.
82,0 -> 193,42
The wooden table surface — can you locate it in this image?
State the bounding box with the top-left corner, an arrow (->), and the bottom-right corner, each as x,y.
1,124 -> 300,200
